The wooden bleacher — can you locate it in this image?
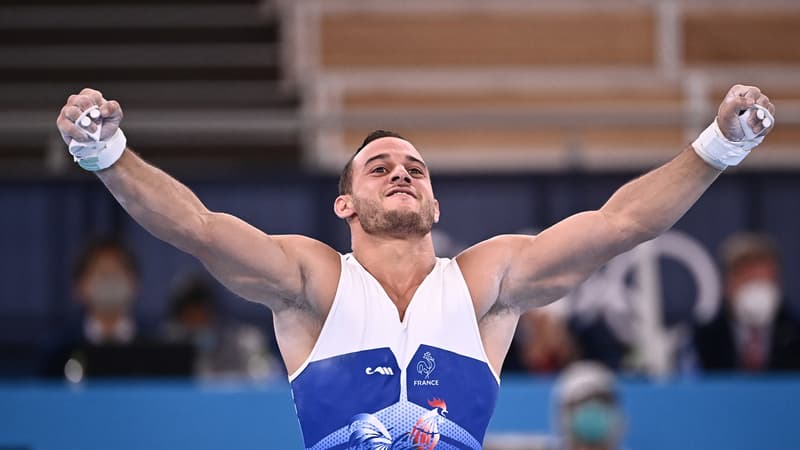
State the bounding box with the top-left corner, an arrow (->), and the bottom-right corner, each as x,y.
0,0 -> 301,177
320,9 -> 655,68
281,0 -> 800,172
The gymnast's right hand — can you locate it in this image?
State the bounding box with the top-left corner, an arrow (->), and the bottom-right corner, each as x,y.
56,88 -> 127,172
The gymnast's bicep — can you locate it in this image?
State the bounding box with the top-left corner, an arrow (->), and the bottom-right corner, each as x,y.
191,212 -> 339,312
478,211 -> 627,310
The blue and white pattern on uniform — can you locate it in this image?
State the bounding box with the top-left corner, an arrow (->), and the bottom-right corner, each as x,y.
289,254 -> 500,449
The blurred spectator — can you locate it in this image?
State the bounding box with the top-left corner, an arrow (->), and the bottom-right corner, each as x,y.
693,233 -> 800,372
72,236 -> 140,344
552,362 -> 625,450
163,274 -> 279,380
567,314 -> 629,373
506,302 -> 579,374
41,236 -> 146,377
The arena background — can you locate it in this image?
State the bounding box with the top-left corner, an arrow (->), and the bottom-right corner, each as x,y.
2,0 -> 800,449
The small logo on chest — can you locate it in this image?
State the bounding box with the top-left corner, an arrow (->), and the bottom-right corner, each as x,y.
414,351 -> 440,386
365,366 -> 395,376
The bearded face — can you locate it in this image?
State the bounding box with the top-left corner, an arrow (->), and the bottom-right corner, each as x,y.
351,192 -> 436,238
336,137 -> 440,238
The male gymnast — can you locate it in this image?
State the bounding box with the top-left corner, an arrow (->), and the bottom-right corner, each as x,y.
56,84 -> 774,449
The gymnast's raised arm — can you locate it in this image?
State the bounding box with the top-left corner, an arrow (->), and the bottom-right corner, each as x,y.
458,84 -> 776,317
55,88 -> 339,313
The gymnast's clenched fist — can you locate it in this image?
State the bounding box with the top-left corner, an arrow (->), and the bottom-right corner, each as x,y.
692,84 -> 776,171
716,84 -> 775,142
56,88 -> 127,172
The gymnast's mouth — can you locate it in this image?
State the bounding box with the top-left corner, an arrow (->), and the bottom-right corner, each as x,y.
385,188 -> 416,198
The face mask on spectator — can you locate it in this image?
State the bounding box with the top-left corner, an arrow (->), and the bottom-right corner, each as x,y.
86,275 -> 134,313
733,280 -> 780,327
568,400 -> 621,446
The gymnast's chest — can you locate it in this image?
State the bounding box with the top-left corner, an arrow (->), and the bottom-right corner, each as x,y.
338,286 -> 449,356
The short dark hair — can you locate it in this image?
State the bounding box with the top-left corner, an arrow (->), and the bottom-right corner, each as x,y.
719,232 -> 780,275
338,130 -> 408,195
168,274 -> 217,320
72,235 -> 139,283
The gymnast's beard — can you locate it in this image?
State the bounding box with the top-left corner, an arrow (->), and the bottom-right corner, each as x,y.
352,195 -> 435,238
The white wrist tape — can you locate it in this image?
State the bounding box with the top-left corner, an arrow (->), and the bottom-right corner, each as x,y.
68,106 -> 127,171
692,105 -> 773,170
69,128 -> 126,171
691,120 -> 755,170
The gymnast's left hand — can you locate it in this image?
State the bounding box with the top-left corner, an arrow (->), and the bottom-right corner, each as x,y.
715,84 -> 775,142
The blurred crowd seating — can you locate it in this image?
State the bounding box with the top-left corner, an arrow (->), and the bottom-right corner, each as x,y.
3,0 -> 799,175
0,0 -> 301,176
282,0 -> 800,172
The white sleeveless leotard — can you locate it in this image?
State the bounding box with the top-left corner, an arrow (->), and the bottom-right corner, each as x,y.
289,254 -> 500,450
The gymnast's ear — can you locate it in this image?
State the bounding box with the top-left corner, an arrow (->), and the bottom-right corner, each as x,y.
433,198 -> 440,224
334,195 -> 354,220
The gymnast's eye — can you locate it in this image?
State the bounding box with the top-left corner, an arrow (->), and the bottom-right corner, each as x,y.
371,166 -> 387,174
409,167 -> 424,176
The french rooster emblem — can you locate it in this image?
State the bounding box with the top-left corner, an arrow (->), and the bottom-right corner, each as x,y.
348,398 -> 448,450
416,352 -> 436,379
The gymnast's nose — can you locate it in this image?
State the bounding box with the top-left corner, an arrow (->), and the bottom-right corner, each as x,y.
390,166 -> 412,184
